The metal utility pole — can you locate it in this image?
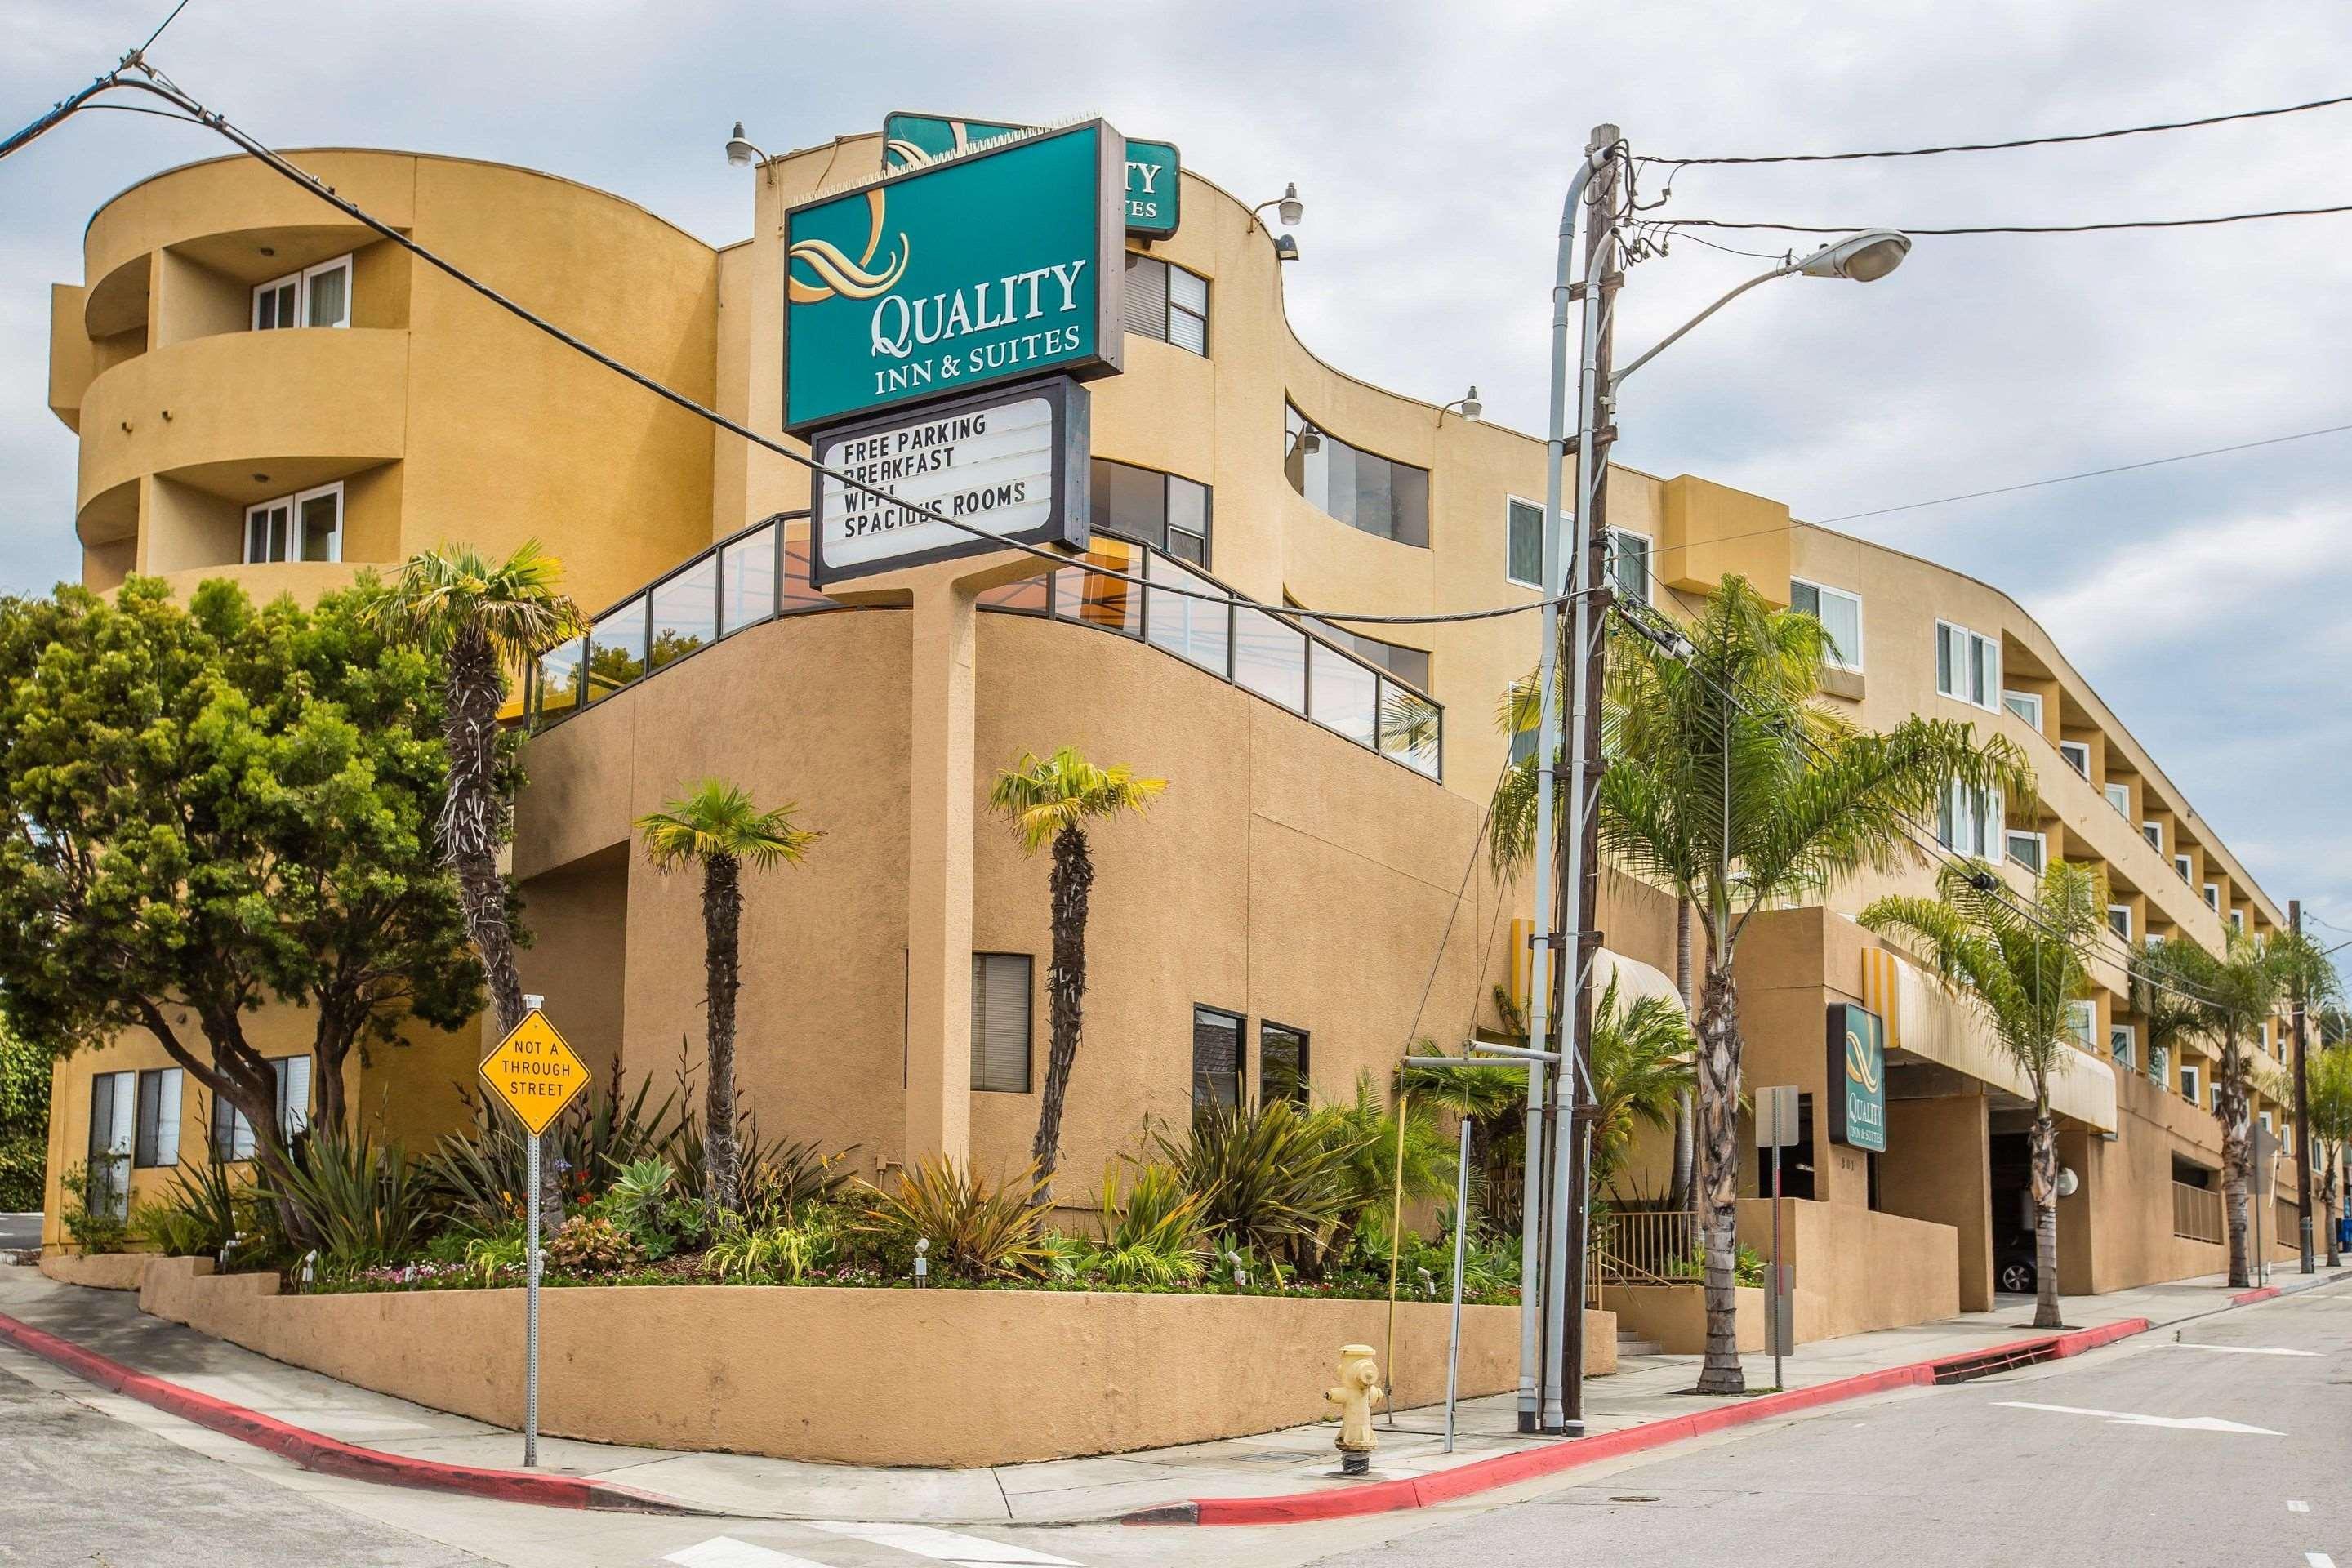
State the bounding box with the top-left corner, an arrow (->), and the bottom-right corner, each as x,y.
2293,900 -> 2314,1274
1540,121 -> 1623,1437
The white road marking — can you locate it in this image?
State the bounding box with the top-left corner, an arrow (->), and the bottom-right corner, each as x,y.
2305,1554 -> 2332,1567
2291,1501 -> 2311,1513
2159,1342 -> 2318,1357
1993,1401 -> 2282,1435
665,1540 -> 831,1568
804,1521 -> 1077,1566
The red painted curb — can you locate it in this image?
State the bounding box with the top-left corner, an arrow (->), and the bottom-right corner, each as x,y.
1158,1316 -> 2157,1527
2228,1285 -> 2281,1306
0,1311 -> 691,1513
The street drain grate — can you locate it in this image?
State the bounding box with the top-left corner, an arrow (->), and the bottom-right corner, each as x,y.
1931,1341 -> 2060,1384
1609,1494 -> 1661,1503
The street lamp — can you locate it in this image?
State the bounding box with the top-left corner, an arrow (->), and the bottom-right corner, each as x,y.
725,121 -> 772,182
1252,181 -> 1305,229
1525,122 -> 1909,1436
1438,385 -> 1483,425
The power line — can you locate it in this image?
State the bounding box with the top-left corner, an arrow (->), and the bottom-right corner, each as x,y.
136,0 -> 195,55
1642,93 -> 2352,167
1812,423 -> 2352,523
1658,204 -> 2352,237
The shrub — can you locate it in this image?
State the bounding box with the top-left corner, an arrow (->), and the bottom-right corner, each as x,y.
1152,1100 -> 1357,1272
1665,1242 -> 1766,1289
1081,1163 -> 1209,1287
463,1223 -> 528,1283
857,1156 -> 1049,1280
1312,1073 -> 1458,1255
702,1211 -> 839,1283
544,1215 -> 642,1275
135,1156 -> 247,1259
421,1069 -> 684,1234
259,1127 -> 438,1272
58,1160 -> 131,1254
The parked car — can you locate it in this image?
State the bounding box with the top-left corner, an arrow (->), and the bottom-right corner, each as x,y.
1995,1228 -> 2037,1296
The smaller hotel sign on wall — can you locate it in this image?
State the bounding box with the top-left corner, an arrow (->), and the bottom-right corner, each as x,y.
808,377 -> 1090,586
882,111 -> 1182,237
1828,1002 -> 1888,1152
784,118 -> 1125,432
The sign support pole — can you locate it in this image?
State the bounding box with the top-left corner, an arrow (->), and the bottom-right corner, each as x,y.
1444,1114 -> 1472,1454
1769,1138 -> 1784,1392
524,1127 -> 541,1468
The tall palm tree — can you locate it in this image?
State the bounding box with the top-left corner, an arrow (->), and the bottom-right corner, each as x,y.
2307,1036 -> 2352,1269
2128,937 -> 2207,1090
987,746 -> 1165,1205
635,779 -> 820,1214
1862,860 -> 2106,1330
1587,974 -> 1696,1198
363,541 -> 585,1036
1497,576 -> 2027,1392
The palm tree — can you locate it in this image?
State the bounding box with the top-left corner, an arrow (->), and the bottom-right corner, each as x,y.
2129,937 -> 2207,1090
1502,576 -> 2027,1392
1587,974 -> 1696,1198
2307,1036 -> 2352,1269
1862,859 -> 2105,1329
987,746 -> 1165,1203
362,541 -> 585,1036
636,779 -> 820,1214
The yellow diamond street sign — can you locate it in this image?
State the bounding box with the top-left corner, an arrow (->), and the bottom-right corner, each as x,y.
479,1009 -> 590,1136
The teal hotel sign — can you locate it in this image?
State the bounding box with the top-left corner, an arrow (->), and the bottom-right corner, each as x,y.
784,118 -> 1126,433
882,110 -> 1181,238
1828,1002 -> 1888,1153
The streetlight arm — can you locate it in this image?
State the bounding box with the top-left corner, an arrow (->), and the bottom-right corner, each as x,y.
1609,257 -> 1799,390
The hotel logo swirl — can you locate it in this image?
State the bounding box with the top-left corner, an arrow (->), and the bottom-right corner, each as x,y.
787,190 -> 909,305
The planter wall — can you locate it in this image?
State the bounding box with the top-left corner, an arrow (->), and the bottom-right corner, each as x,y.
1606,1284 -> 1763,1355
137,1260 -> 1615,1468
38,1251 -> 158,1291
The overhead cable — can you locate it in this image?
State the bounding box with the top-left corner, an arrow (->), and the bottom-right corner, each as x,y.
1657,205 -> 2352,237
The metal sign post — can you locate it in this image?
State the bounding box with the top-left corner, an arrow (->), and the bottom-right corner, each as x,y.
479,996 -> 590,1469
1756,1085 -> 1802,1390
2253,1121 -> 2278,1288
1444,1114 -> 1473,1454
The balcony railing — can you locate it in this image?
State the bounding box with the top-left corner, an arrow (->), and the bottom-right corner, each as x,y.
2172,1180 -> 2223,1245
526,514 -> 1443,782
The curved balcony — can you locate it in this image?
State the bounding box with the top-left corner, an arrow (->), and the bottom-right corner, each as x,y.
76,327 -> 408,535
528,515 -> 1444,782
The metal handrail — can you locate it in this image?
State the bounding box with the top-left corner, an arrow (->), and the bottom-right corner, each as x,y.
524,519 -> 1445,781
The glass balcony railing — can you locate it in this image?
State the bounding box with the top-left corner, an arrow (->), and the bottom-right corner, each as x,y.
528,512 -> 1442,782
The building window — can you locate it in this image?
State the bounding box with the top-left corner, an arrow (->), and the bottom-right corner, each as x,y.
2180,1063 -> 2201,1105
211,1055 -> 312,1159
1608,530 -> 1653,607
252,253 -> 352,331
134,1067 -> 183,1169
244,481 -> 343,564
2230,909 -> 2244,934
1192,1006 -> 1244,1109
969,953 -> 1033,1094
2203,882 -> 2220,911
2174,853 -> 2193,884
2005,830 -> 2047,875
1121,253 -> 1208,355
2107,904 -> 2132,940
1934,621 -> 1999,710
2057,740 -> 2090,778
1290,600 -> 1430,693
2104,782 -> 2131,817
2110,1024 -> 2136,1070
1259,1022 -> 1309,1105
87,1070 -> 135,1218
1505,497 -> 1545,590
2002,689 -> 2042,728
2063,1000 -> 2096,1050
2141,820 -> 2163,852
1090,458 -> 1210,566
1790,578 -> 1863,671
1937,781 -> 2000,860
1284,403 -> 1430,548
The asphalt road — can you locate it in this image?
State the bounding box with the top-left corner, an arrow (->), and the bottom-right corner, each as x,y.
0,1358 -> 490,1568
0,1214 -> 41,1251
1307,1285 -> 2352,1568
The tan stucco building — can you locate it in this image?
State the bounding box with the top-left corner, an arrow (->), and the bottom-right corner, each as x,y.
33,131 -> 2312,1329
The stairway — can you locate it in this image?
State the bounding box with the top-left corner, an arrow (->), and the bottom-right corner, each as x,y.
1616,1330 -> 1664,1358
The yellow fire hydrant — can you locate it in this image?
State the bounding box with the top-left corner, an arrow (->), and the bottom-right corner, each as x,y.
1325,1343 -> 1384,1475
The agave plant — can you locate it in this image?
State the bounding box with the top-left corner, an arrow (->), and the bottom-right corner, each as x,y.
421,1068 -> 683,1235
856,1156 -> 1050,1280
1151,1099 -> 1360,1272
257,1126 -> 439,1273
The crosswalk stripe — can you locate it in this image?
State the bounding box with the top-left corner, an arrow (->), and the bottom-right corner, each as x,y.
803,1520 -> 1077,1566
664,1538 -> 831,1568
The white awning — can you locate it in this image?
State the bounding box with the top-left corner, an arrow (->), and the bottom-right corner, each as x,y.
1594,947 -> 1688,1015
1859,947 -> 2117,1133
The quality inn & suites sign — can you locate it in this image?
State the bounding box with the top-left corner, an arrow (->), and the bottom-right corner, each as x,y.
783,118 -> 1125,432
1827,1001 -> 1888,1152
882,110 -> 1182,237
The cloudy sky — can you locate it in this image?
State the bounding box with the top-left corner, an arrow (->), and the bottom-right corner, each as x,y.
2,0 -> 2347,928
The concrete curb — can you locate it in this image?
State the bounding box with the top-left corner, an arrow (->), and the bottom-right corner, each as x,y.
0,1310 -> 704,1515
1130,1316 -> 2151,1527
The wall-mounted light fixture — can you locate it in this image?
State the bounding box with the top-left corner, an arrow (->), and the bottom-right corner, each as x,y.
1438,385 -> 1482,425
1272,234 -> 1300,262
1252,181 -> 1305,229
725,121 -> 773,184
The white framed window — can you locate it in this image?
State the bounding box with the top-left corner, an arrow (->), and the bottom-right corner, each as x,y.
2180,1063 -> 2201,1104
2104,782 -> 2131,817
2058,740 -> 2091,778
1505,497 -> 1545,590
2064,1000 -> 2097,1050
1791,578 -> 1863,671
2107,904 -> 2132,940
133,1067 -> 182,1169
1935,621 -> 1999,710
1608,529 -> 1653,607
252,253 -> 353,331
2202,882 -> 2220,911
2148,932 -> 2167,950
2005,830 -> 2047,875
2142,820 -> 2163,852
1937,780 -> 2000,860
2002,689 -> 2042,728
2230,909 -> 2244,934
244,481 -> 343,564
2109,1023 -> 2136,1070
2260,1110 -> 2274,1135
2174,853 -> 2193,884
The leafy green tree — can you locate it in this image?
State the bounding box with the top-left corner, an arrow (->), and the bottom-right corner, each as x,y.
1862,860 -> 2106,1329
635,779 -> 820,1214
1499,576 -> 2027,1392
987,746 -> 1165,1204
2308,1040 -> 2352,1269
0,1020 -> 51,1211
0,579 -> 480,1205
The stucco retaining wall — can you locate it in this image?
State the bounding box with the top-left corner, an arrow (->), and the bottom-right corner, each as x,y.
137,1259 -> 1612,1468
1606,1284 -> 1764,1355
1740,1197 -> 1960,1342
38,1251 -> 157,1291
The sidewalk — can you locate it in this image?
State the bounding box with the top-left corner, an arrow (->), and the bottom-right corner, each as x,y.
1,1261 -> 2342,1526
